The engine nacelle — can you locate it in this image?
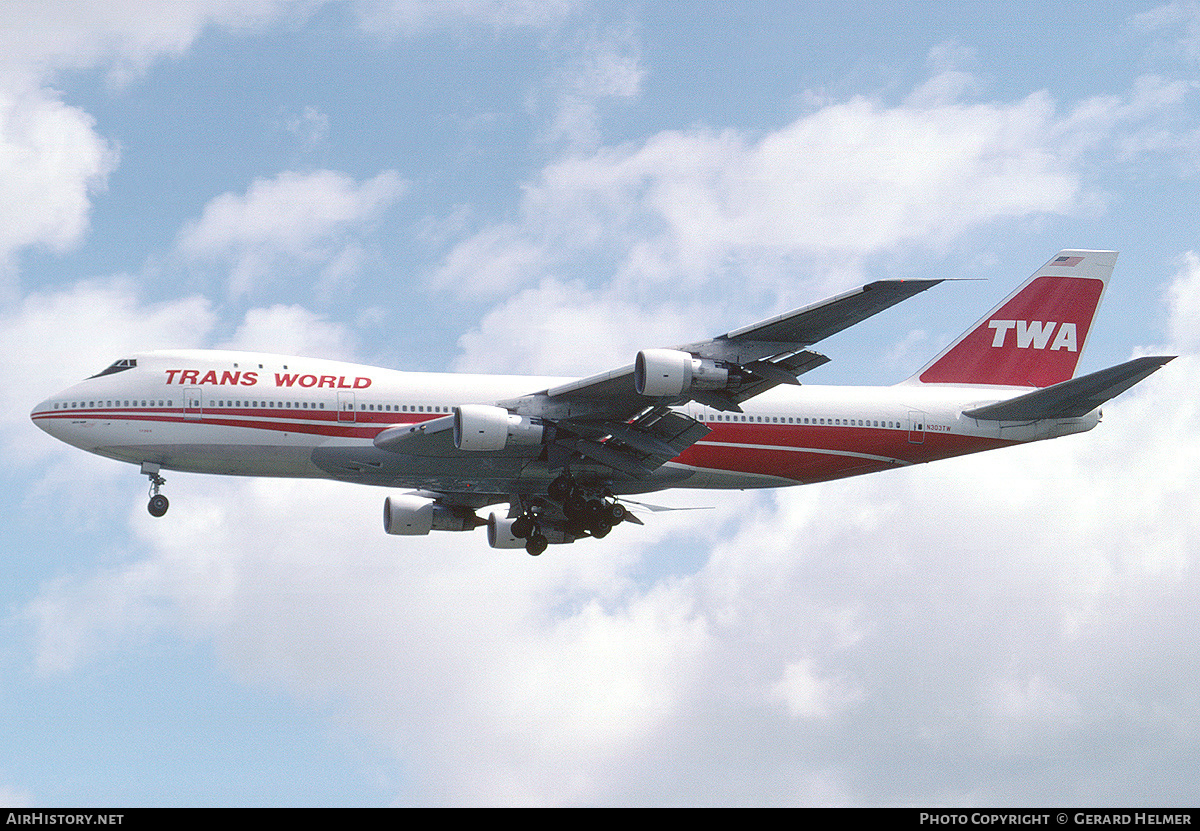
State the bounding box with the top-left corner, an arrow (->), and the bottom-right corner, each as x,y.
453,404 -> 544,452
384,495 -> 477,535
487,514 -> 527,548
487,513 -> 579,548
634,349 -> 730,397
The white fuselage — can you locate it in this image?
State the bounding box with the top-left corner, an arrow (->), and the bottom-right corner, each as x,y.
31,349 -> 1097,502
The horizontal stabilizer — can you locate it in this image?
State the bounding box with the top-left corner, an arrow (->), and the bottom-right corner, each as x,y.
964,356 -> 1173,421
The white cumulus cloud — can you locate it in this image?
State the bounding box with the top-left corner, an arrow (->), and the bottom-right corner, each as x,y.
176,169 -> 407,297
21,256 -> 1196,804
0,86 -> 116,277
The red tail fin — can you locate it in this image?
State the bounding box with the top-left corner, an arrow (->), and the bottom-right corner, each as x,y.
912,250 -> 1113,388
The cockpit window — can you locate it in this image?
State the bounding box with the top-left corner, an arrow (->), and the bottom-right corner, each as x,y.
88,358 -> 137,379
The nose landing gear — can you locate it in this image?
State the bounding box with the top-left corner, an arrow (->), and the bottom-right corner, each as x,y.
142,462 -> 169,517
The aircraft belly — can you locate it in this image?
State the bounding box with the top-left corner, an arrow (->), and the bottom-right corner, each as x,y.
85,418 -> 332,477
95,443 -> 321,477
311,445 -> 702,493
627,463 -> 793,491
311,444 -> 536,490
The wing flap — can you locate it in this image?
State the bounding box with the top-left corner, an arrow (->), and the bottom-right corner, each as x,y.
555,437 -> 659,478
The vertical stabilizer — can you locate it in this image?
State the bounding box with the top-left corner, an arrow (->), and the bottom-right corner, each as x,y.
911,250 -> 1114,388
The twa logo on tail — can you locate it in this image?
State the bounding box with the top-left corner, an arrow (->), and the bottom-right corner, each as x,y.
987,320 -> 1078,352
914,250 -> 1112,388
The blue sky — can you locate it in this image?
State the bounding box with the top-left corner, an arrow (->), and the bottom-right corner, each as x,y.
3,0 -> 1200,807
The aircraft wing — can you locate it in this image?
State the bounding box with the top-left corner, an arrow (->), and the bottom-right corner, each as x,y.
380,278 -> 941,479
501,278 -> 941,420
679,278 -> 944,360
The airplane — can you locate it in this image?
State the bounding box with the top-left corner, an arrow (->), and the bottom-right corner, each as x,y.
31,250 -> 1173,556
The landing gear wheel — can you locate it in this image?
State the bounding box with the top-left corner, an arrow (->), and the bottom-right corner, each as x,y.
143,464 -> 168,518
607,502 -> 627,524
564,493 -> 587,521
590,517 -> 612,538
525,533 -> 548,556
511,515 -> 534,539
583,499 -> 603,522
548,475 -> 573,502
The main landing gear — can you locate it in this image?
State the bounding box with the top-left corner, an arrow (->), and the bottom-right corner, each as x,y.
142,462 -> 169,517
504,476 -> 630,556
551,474 -> 626,540
513,515 -> 549,557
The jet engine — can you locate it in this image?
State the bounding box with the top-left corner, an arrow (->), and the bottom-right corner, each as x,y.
487,512 -> 576,549
453,404 -> 544,451
634,348 -> 731,397
486,514 -> 527,549
383,495 -> 478,535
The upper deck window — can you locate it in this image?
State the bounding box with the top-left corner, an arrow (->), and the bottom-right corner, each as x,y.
89,358 -> 137,379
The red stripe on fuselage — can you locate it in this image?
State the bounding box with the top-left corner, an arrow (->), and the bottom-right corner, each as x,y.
32,408 -> 1014,483
676,423 -> 1011,483
30,407 -> 430,440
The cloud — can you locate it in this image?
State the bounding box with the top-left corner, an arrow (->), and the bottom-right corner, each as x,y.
0,86 -> 116,277
772,658 -> 866,720
175,169 -> 406,298
0,0 -> 301,87
275,105 -> 331,152
1133,1 -> 1200,64
14,19 -> 1200,803
22,254 -> 1197,804
0,276 -> 213,419
0,0 -> 586,278
437,68 -> 1175,379
435,77 -> 1110,311
452,276 -> 705,375
218,303 -> 361,360
542,26 -> 644,149
351,0 -> 585,38
1167,251 -> 1200,350
0,1 -> 320,280
0,782 -> 32,808
0,0 -> 588,89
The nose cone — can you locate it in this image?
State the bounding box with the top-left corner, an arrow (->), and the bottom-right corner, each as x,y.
31,393 -> 96,451
31,397 -> 56,435
31,398 -> 50,425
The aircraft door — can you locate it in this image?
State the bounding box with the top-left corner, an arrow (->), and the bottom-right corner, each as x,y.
338,392 -> 356,423
184,387 -> 202,420
908,410 -> 926,444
